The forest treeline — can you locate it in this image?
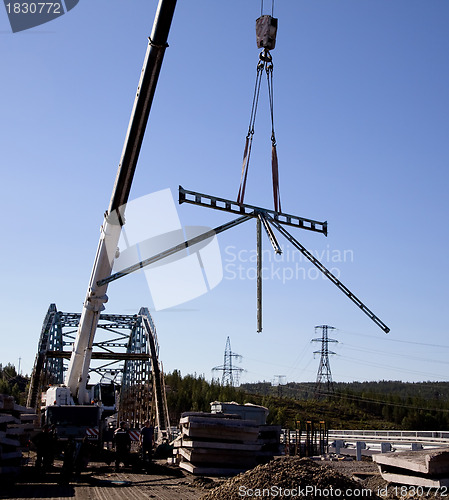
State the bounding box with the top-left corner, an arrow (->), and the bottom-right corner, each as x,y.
0,363 -> 28,405
240,380 -> 449,430
163,375 -> 449,430
2,363 -> 449,430
166,374 -> 449,430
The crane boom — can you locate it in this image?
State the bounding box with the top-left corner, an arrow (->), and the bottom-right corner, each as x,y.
65,0 -> 177,404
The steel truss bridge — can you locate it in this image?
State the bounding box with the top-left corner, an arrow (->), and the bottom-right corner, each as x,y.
27,304 -> 170,434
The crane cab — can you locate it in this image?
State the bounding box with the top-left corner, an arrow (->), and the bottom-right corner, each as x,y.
89,381 -> 118,416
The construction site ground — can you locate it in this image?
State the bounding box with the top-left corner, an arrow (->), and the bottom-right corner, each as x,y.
0,458 -> 203,500
2,455 -> 449,499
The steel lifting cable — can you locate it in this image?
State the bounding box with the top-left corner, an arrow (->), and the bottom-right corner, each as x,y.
258,51 -> 282,211
237,59 -> 264,206
265,55 -> 281,212
238,2 -> 281,211
237,50 -> 282,212
260,0 -> 275,17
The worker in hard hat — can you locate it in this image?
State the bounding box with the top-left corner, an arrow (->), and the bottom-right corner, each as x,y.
113,421 -> 131,471
139,420 -> 154,466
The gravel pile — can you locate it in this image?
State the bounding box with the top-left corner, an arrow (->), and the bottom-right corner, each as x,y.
200,456 -> 381,499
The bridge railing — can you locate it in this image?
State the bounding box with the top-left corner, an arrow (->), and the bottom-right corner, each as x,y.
328,429 -> 449,445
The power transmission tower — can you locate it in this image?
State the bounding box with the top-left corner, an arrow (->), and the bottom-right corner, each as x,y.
272,375 -> 286,397
312,325 -> 337,397
212,337 -> 245,386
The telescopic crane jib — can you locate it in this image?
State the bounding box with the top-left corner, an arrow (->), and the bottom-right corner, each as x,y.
64,0 -> 177,406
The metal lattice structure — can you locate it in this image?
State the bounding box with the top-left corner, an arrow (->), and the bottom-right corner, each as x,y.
27,304 -> 62,408
212,337 -> 245,387
27,304 -> 169,436
119,307 -> 170,436
312,325 -> 338,397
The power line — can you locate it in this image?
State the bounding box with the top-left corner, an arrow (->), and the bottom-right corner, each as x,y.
336,353 -> 448,381
338,329 -> 449,350
340,343 -> 449,366
316,388 -> 449,415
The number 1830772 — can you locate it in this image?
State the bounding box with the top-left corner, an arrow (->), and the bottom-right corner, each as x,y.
5,3 -> 62,15
392,485 -> 448,497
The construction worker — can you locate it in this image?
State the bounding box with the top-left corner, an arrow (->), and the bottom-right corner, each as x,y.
59,438 -> 76,484
74,436 -> 90,479
32,424 -> 56,472
103,423 -> 115,451
139,420 -> 154,464
113,421 -> 131,471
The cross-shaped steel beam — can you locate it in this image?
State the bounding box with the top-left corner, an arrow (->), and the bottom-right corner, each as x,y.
179,185 -> 327,236
97,187 -> 389,334
178,186 -> 389,334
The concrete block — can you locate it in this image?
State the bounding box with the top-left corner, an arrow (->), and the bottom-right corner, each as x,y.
334,440 -> 345,454
180,415 -> 259,442
356,441 -> 366,461
381,442 -> 392,453
374,447 -> 449,475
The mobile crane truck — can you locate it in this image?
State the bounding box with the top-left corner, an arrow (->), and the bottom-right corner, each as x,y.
41,0 -> 177,444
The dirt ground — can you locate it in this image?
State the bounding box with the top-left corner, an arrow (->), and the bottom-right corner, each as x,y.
0,459 -> 203,500
2,454 -> 449,500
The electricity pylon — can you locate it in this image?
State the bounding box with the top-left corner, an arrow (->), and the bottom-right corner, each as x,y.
212,337 -> 245,386
273,374 -> 286,397
312,325 -> 337,397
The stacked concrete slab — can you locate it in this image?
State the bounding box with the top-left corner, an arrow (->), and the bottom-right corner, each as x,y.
258,424 -> 282,460
211,402 -> 281,462
210,401 -> 268,424
174,403 -> 281,475
374,447 -> 449,488
0,394 -> 38,480
176,412 -> 260,475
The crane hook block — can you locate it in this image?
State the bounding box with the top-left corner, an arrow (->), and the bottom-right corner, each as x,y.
256,15 -> 278,51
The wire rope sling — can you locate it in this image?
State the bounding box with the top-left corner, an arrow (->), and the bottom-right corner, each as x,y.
237,1 -> 281,213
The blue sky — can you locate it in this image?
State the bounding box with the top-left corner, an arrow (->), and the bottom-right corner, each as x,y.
1,0 -> 449,385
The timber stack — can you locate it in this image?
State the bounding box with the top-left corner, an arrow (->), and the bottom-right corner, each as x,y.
0,394 -> 37,481
173,402 -> 281,475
